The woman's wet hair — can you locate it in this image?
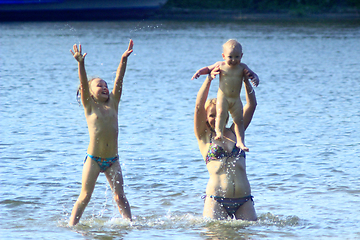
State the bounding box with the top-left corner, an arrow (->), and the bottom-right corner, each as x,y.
205,98 -> 229,126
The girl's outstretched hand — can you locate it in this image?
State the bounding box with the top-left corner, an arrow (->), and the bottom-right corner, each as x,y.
122,39 -> 134,58
70,44 -> 87,63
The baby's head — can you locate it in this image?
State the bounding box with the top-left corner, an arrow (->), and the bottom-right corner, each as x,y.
77,77 -> 109,105
223,39 -> 242,53
222,39 -> 243,66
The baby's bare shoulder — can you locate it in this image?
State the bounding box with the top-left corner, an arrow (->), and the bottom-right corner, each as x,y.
211,61 -> 225,68
218,61 -> 227,69
239,62 -> 248,69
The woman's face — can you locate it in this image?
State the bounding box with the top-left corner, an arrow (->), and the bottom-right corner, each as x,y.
206,104 -> 216,129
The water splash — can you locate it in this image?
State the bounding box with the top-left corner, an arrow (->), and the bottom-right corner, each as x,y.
257,212 -> 301,227
62,212 -> 298,230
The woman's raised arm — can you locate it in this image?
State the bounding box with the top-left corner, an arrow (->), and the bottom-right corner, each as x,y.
194,67 -> 220,140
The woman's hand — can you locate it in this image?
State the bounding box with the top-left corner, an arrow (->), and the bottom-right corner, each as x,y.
208,65 -> 220,80
70,44 -> 87,63
244,68 -> 259,87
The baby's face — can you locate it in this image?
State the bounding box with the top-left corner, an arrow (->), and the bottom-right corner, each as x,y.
222,45 -> 243,67
90,78 -> 109,102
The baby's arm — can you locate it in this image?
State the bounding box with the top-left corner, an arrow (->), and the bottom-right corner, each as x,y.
112,39 -> 134,103
191,61 -> 222,80
243,64 -> 259,87
70,44 -> 91,108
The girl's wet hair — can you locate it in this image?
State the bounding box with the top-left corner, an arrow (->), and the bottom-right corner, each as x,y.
76,77 -> 99,105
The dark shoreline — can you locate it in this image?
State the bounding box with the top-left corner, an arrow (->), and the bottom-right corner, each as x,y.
151,7 -> 360,21
1,6 -> 359,22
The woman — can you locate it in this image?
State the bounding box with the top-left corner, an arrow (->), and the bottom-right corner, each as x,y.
194,66 -> 258,220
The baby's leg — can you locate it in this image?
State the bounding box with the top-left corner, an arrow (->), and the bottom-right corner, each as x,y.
215,91 -> 229,140
69,157 -> 100,226
230,99 -> 249,151
105,161 -> 132,220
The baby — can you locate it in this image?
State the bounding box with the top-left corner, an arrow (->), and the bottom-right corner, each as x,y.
192,39 -> 259,151
69,40 -> 133,226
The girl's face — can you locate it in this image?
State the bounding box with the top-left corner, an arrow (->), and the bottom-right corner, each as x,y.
206,104 -> 217,129
90,78 -> 109,102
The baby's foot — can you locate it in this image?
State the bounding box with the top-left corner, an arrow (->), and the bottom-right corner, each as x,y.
214,132 -> 223,140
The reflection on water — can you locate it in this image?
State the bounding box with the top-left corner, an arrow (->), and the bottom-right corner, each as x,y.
1,19 -> 360,239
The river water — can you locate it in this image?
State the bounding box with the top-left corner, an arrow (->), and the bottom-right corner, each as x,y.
1,19 -> 360,239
